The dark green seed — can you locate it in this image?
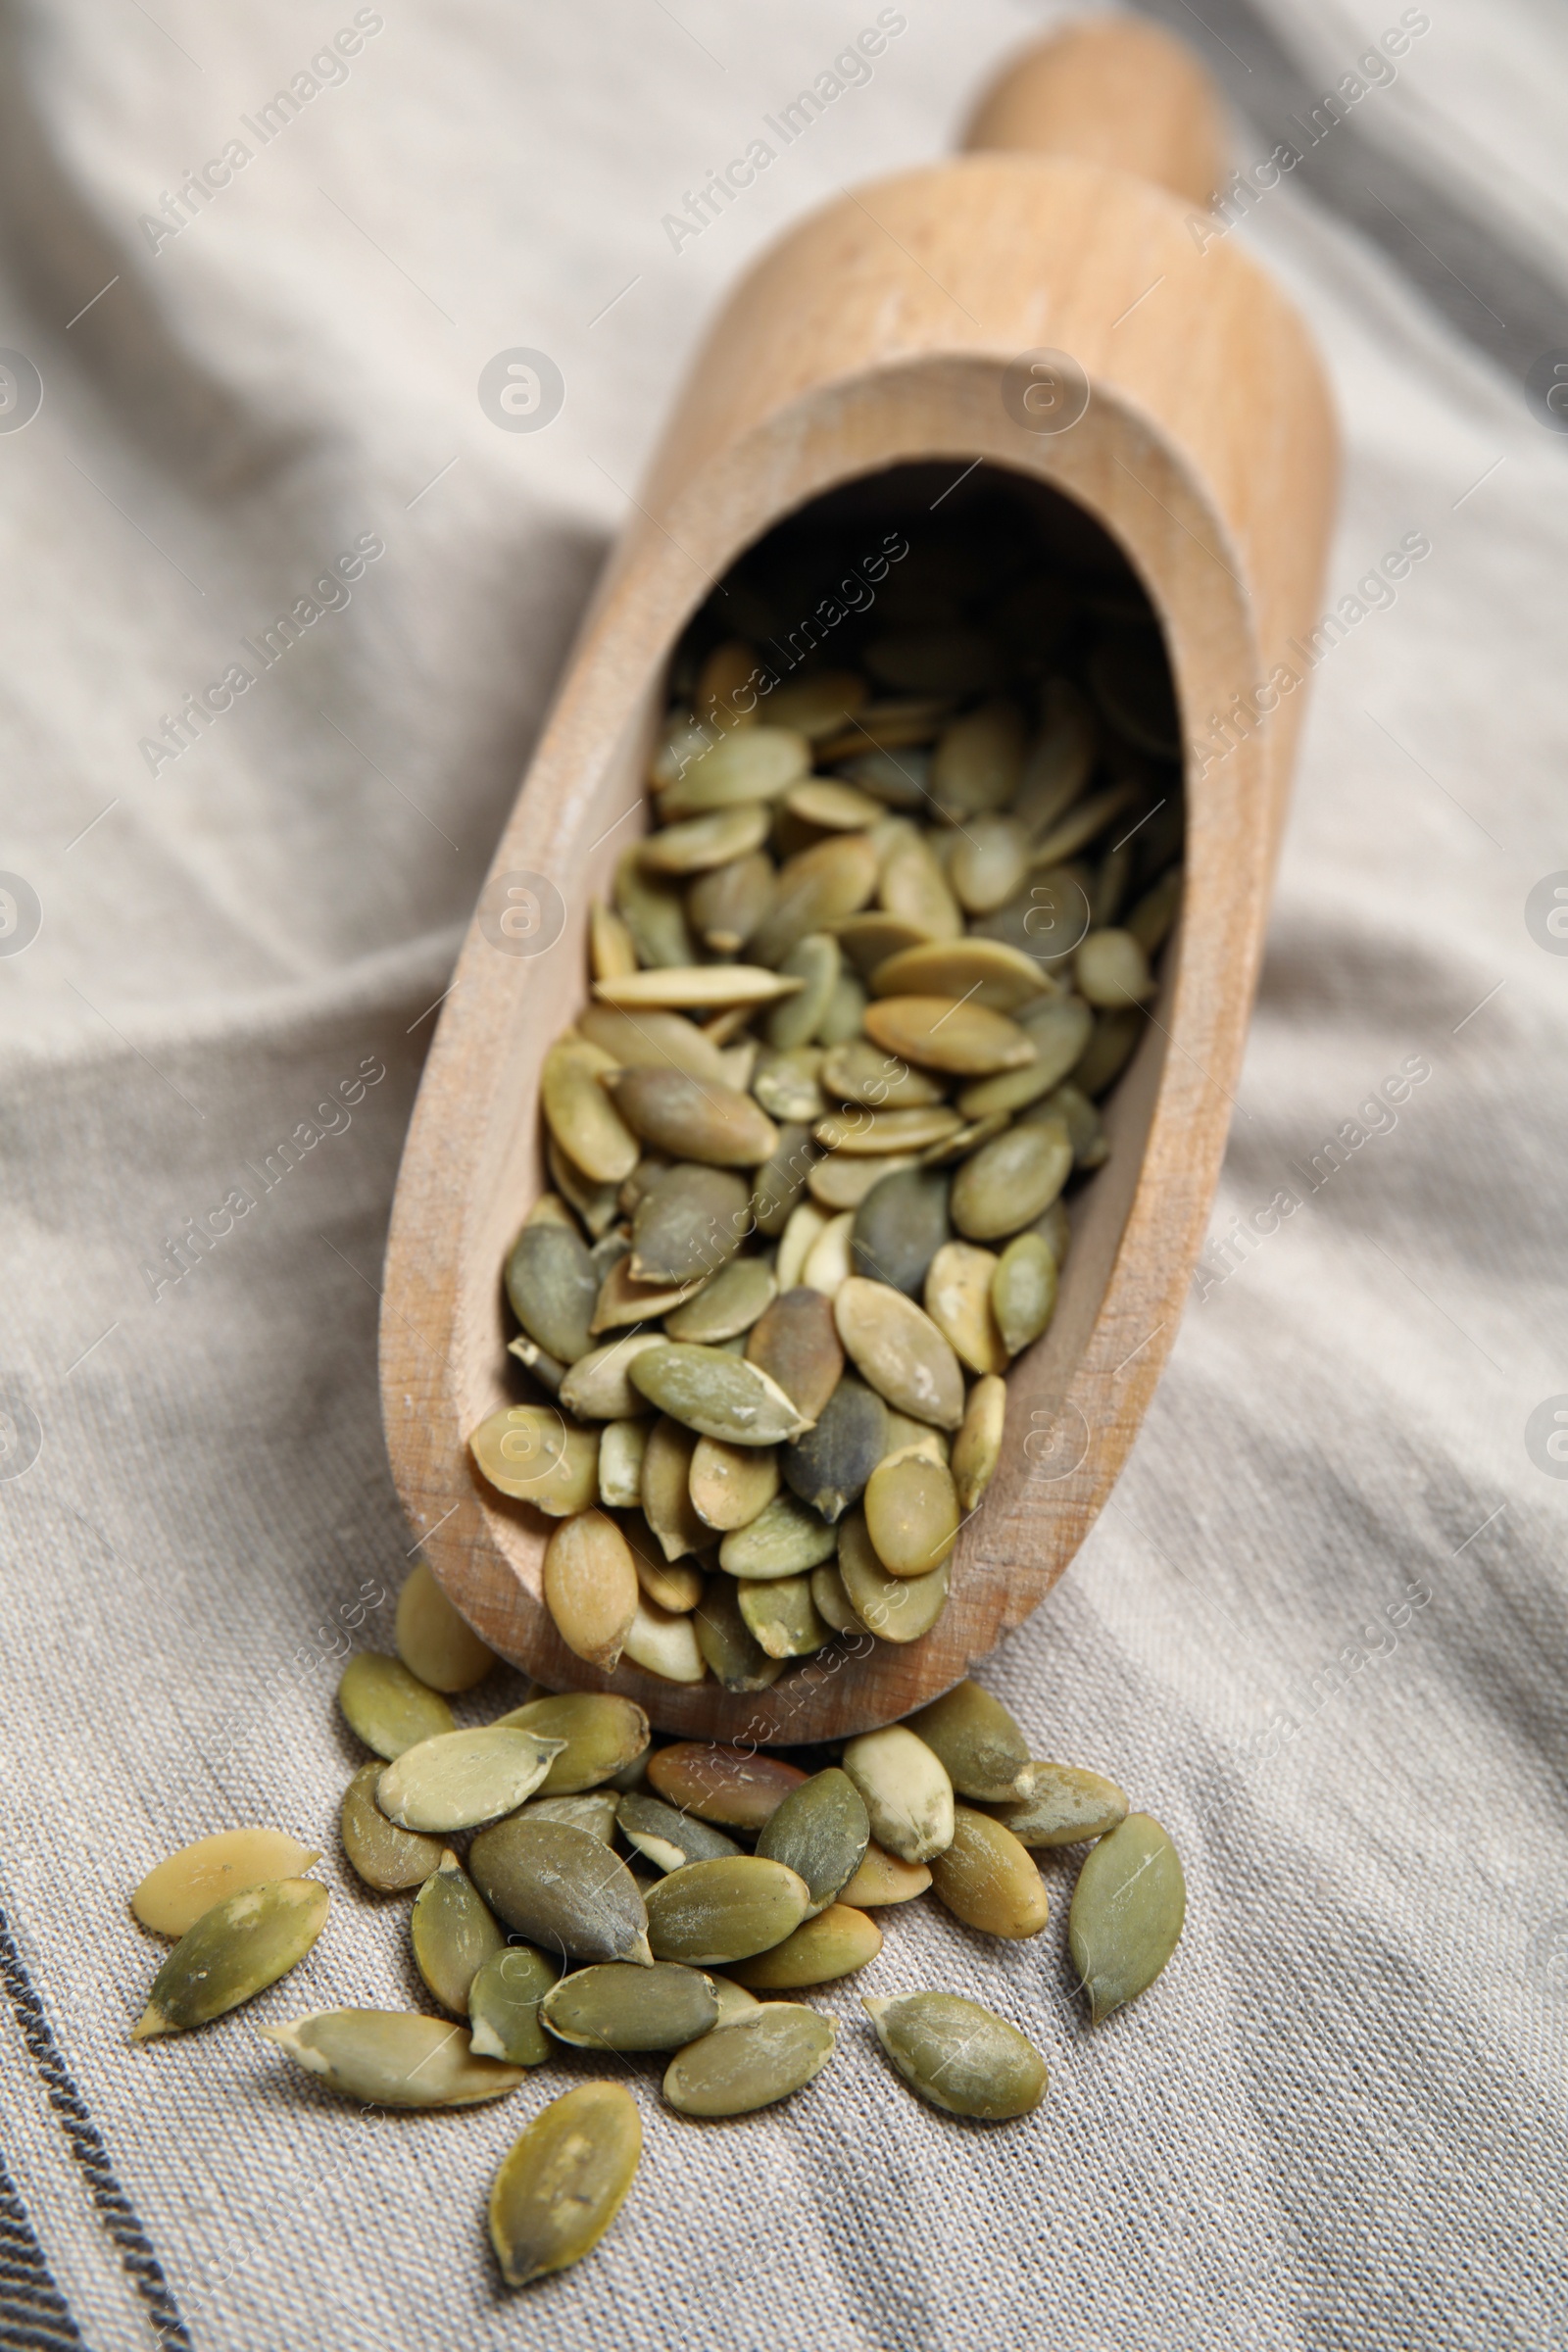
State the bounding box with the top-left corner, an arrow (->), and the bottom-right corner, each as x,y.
851,1166 -> 951,1298
505,1221 -> 599,1365
781,1374 -> 887,1522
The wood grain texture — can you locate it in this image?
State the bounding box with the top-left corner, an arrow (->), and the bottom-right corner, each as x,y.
379,22 -> 1338,1740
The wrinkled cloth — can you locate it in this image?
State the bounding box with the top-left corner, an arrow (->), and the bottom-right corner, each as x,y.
0,1 -> 1563,2346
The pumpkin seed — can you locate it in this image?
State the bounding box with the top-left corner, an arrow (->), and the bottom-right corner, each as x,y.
834,1277 -> 965,1429
629,1343 -> 810,1446
658,725 -> 808,816
469,1402 -> 601,1513
617,1790 -> 742,1874
833,910 -> 934,976
738,1572 -> 830,1659
629,1534 -> 703,1614
689,851 -> 776,956
131,1830 -> 321,1940
869,938 -> 1049,1012
707,1974 -> 762,2027
1068,1811 -> 1185,2022
336,1652 -> 454,1760
663,2001 -> 836,2117
850,1165 -> 951,1299
468,1818 -> 653,1966
340,1763 -> 445,1892
638,1415 -> 705,1560
952,1373 -> 1006,1512
1075,926 -> 1154,1007
755,1768 -> 868,1913
559,1334 -> 665,1422
506,1219 -> 599,1365
606,1068 -> 779,1168
957,998 -> 1094,1124
394,1559 -> 496,1694
596,964 -> 801,1016
489,2081 -> 642,2287
646,1855 -> 811,1966
589,897 -> 639,981
864,996 -> 1033,1077
746,1286 -> 843,1419
988,1763 -> 1129,1847
1034,1079 -> 1107,1170
1013,678 -> 1096,836
262,2008 -> 524,2107
132,1879 -> 328,2039
841,1724 -> 955,1863
809,1561 -> 862,1636
589,1256 -> 693,1335
774,1200 -> 826,1292
688,1434 -> 778,1531
614,843 -> 692,966
547,1134 -> 620,1239
578,1002 -> 729,1086
622,1594 -> 709,1683
728,1902 -> 882,1988
467,1944 -> 559,2065
749,834 -> 879,967
691,1575 -> 786,1691
948,815 -> 1030,915
766,933 -> 841,1051
837,1506 -> 950,1642
412,1850 -> 506,2012
924,1240 -> 1006,1375
539,1509 -> 640,1670
838,1842 -> 932,1906
1028,780 -> 1136,869
802,1208 -> 855,1298
377,1727 -> 564,1835
541,1036 -> 640,1186
815,1102 -> 962,1156
928,1806 -> 1050,1938
542,1962 -> 719,2055
808,1151 -> 918,1209
816,970 -> 868,1047
780,1373 -> 886,1522
718,1491 -> 837,1580
646,1742 -> 807,1830
879,826 -> 962,939
862,1990 -> 1046,2120
630,1163 -> 749,1286
862,1452 -> 960,1576
950,1115 -> 1073,1242
519,1791 -> 621,1843
991,1232 -> 1057,1356
879,1408 -> 950,1468
746,1121 -> 814,1236
598,1416 -> 650,1508
1073,1005 -> 1145,1095
907,1679 -> 1033,1799
752,1046 -> 826,1124
662,1255 -> 775,1347
766,669 -> 868,739
641,802 -> 770,874
930,698 -> 1026,819
494,1692 -> 650,1793
785,775 -> 883,827
917,1110 -> 1010,1168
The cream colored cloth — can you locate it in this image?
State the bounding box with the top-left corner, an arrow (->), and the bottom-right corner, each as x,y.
1,2 -> 1563,2345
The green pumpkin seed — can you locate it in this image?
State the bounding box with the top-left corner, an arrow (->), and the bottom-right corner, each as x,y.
335,1651 -> 453,1761
929,1806 -> 1050,1938
738,1572 -> 830,1659
131,1830 -> 320,1939
988,1763 -> 1129,1847
841,1724 -> 955,1864
578,1002 -> 728,1086
837,1506 -> 950,1641
646,1742 -> 808,1830
991,1232 -> 1057,1356
833,909 -> 932,977
1034,1079 -> 1106,1169
614,843 -> 692,967
706,1974 -> 761,2027
879,826 -> 962,939
746,1286 -> 843,1419
547,1133 -> 620,1239
630,1343 -> 810,1446
377,1727 -> 563,1836
957,997 -> 1095,1119
808,1151 -> 918,1209
589,1256 -> 692,1335
815,1102 -> 962,1156
394,1559 -> 495,1694
839,1842 -> 932,1906
834,1277 -> 965,1429
411,1851 -> 506,2013
809,1561 -> 861,1636
1068,1811 -> 1185,2023
468,1818 -> 653,1966
132,1879 -> 328,2039
728,1902 -> 882,1987
950,1115 -> 1073,1243
617,1789 -> 742,1874
819,1036 -> 945,1106
906,1680 -> 1035,1801
753,1044 -> 826,1125
467,1943 -> 559,2065
880,1408 -> 951,1468
747,1121 -> 815,1237
558,1333 -> 665,1422
929,697 -> 1025,817
646,1855 -> 811,1966
519,1791 -> 620,1843
689,1434 -> 779,1530
598,1417 -> 650,1508
262,2008 -> 524,2107
589,896 -> 639,979
495,1692 -> 650,1793
663,2001 -> 835,2116
862,1453 -> 959,1577
490,2081 -> 642,2287
850,1165 -> 951,1300
541,1036 -> 640,1186
606,1068 -> 779,1170
750,834 -> 880,968
629,1163 -> 749,1286
924,1240 -> 1005,1375
1028,779 -> 1136,869
641,801 -> 770,873
542,1962 -> 719,2052
658,724 -> 808,817
506,1219 -> 599,1366
917,1110 -> 1009,1168
689,851 -> 776,956
780,1374 -> 886,1522
862,1990 -> 1046,2120
766,933 -> 841,1051
718,1490 -> 837,1580
816,969 -> 868,1046
640,1415 -> 706,1560
663,1255 -> 775,1345
1073,1004 -> 1145,1096
951,1374 -> 1004,1512
869,938 -> 1049,1012
863,996 -> 1033,1078
469,1401 -> 600,1513
691,1575 -> 785,1691
1075,926 -> 1153,1009
340,1763 -> 444,1892
755,1767 -> 868,1914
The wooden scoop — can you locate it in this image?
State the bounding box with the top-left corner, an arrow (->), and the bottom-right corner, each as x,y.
381,17 -> 1337,1740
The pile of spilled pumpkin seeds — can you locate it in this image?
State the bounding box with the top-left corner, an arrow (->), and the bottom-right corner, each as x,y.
128,1559 -> 1186,2291
466,510 -> 1183,1681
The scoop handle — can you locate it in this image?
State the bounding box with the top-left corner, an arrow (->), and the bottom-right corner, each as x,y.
961,16 -> 1227,206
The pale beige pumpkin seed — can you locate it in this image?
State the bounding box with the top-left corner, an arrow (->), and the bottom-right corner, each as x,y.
411,1850 -> 506,2013
774,1200 -> 827,1292
589,897 -> 639,981
1075,926 -> 1154,1007
336,1652 -> 454,1760
131,1830 -> 320,1939
657,724 -> 808,816
376,1727 -> 564,1835
841,1724 -> 955,1864
595,964 -> 801,1015
395,1559 -> 496,1693
541,1509 -> 640,1671
598,1416 -> 650,1508
838,1842 -> 932,1906
834,1277 -> 965,1429
621,1595 -> 708,1684
641,1415 -> 706,1560
952,1373 -> 1005,1512
924,1240 -> 1006,1375
132,1879 -> 328,2040
640,802 -> 770,874
863,1990 -> 1046,2120
263,2008 -> 524,2107
1068,1811 -> 1185,2023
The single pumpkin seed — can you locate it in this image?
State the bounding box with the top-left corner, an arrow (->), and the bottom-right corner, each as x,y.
412,1850 -> 507,2013
468,1818 -> 653,1966
629,1533 -> 703,1614
1028,780 -> 1136,869
746,1286 -> 843,1419
395,1559 -> 495,1693
833,909 -> 934,976
718,1491 -> 838,1580
506,1220 -> 599,1365
376,1727 -> 563,1835
870,938 -> 1049,1012
706,1974 -> 761,2027
622,1594 -> 709,1683
131,1830 -> 321,1940
467,1944 -> 559,2065
918,1111 -> 1009,1168
1068,1811 -> 1186,2023
749,834 -> 879,968
263,2008 -> 523,2107
863,1990 -> 1046,2120
815,1102 -> 962,1156
1032,1079 -> 1107,1170
646,1855 -> 811,1966
766,933 -> 841,1051
663,2001 -> 835,2117
618,1789 -> 742,1874
589,897 -> 639,981
543,1962 -> 719,2052
469,1402 -> 601,1514
834,1277 -> 965,1429
629,1344 -> 811,1446
646,1742 -> 807,1830
924,1240 -> 1006,1375
614,843 -> 692,966
589,1256 -> 694,1335
775,1200 -> 827,1291
578,1002 -> 729,1086
1075,926 -> 1154,1007
841,1724 -> 955,1863
540,1508 -> 639,1671
809,1561 -> 862,1636
815,967 -> 868,1046
851,1165 -> 951,1299
879,826 -> 962,939
595,965 -> 801,1016
930,698 -> 1026,818
689,850 -> 776,956
639,1415 -> 706,1560
658,724 -> 808,816
747,1121 -> 817,1237
738,1572 -> 830,1659
989,1763 -> 1130,1847
907,1680 -> 1034,1799
879,1407 -> 950,1467
691,1575 -> 786,1692
838,1505 -> 950,1642
541,1037 -> 640,1186
952,1374 -> 1006,1512
729,1903 -> 882,1988
755,1768 -> 868,1914
547,1133 -> 620,1239
695,637 -> 759,731
519,1791 -> 621,1843
494,1693 -> 651,1793
558,1334 -> 665,1421
606,1068 -> 779,1169
957,998 -> 1095,1120
1073,1004 -> 1145,1095
950,1116 -> 1073,1243
689,1434 -> 779,1531
631,1162 -> 749,1285
336,1652 -> 454,1760
132,1879 -> 328,2040
753,1046 -> 827,1124
862,1453 -> 960,1577
665,1257 -> 776,1348
838,1842 -> 932,1906
802,1208 -> 855,1298
991,1232 -> 1057,1356
808,1151 -> 918,1209
766,669 -> 868,738
780,1374 -> 887,1522
641,802 -> 770,874
929,1807 -> 1050,1939
864,996 -> 1034,1077
340,1763 -> 444,1892
489,2081 -> 642,2287
785,775 -> 883,828
598,1416 -> 650,1509
948,815 -> 1031,916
